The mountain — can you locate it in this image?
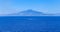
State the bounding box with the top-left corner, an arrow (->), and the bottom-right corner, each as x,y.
8,9 -> 54,16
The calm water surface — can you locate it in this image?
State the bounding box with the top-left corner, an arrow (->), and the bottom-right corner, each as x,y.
0,16 -> 60,32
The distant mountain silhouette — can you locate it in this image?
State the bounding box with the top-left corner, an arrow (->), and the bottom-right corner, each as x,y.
8,9 -> 54,16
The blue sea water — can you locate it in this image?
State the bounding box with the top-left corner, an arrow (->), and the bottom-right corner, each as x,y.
0,16 -> 60,32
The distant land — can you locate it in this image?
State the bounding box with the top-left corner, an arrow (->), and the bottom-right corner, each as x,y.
7,9 -> 55,16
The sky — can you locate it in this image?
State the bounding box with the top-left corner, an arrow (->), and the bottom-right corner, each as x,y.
0,0 -> 60,15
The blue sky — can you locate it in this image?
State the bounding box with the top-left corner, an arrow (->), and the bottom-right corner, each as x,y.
0,0 -> 60,15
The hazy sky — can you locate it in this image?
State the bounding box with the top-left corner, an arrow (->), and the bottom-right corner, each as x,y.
0,0 -> 60,15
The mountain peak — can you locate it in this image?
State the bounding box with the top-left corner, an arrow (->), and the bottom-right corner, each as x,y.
8,9 -> 54,16
19,9 -> 43,13
15,9 -> 44,16
27,9 -> 33,11
26,9 -> 35,12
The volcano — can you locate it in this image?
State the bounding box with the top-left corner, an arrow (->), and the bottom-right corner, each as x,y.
17,9 -> 45,16
8,9 -> 54,16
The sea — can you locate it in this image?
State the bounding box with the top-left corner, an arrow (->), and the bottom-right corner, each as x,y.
0,16 -> 60,32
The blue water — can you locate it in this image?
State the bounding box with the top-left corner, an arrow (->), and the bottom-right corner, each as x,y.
0,16 -> 60,32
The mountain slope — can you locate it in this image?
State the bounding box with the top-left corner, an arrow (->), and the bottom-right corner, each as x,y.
8,9 -> 54,16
